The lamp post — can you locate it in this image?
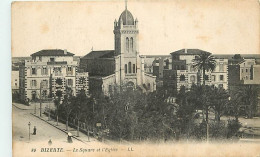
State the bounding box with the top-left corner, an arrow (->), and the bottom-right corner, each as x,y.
28,122 -> 31,141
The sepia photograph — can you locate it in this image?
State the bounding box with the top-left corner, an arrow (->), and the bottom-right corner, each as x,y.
11,0 -> 260,156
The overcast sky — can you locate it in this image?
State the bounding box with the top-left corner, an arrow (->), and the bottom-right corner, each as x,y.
12,0 -> 259,57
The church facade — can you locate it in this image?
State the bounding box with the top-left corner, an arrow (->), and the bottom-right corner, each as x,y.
80,6 -> 156,96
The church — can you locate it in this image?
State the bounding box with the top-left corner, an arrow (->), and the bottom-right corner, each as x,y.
79,3 -> 156,96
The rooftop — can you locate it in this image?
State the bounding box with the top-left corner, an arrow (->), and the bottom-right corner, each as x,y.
81,50 -> 114,59
171,49 -> 210,55
31,49 -> 74,57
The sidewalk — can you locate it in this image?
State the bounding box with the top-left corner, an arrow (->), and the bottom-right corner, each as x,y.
13,102 -> 34,110
30,112 -> 107,146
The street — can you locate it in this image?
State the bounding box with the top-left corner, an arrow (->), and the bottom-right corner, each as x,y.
13,104 -> 83,145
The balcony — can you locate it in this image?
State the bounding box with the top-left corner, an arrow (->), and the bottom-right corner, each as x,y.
47,61 -> 67,65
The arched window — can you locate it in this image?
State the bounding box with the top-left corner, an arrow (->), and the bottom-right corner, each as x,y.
125,64 -> 127,74
180,74 -> 185,81
126,37 -> 129,52
133,64 -> 136,73
128,62 -> 132,73
190,75 -> 195,83
130,37 -> 133,51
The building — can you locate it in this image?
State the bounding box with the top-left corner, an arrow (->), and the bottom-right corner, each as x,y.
80,5 -> 156,96
162,49 -> 228,94
11,71 -> 19,94
19,49 -> 89,102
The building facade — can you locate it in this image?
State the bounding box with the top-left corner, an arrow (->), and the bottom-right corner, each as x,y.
163,49 -> 228,94
19,49 -> 89,102
80,6 -> 156,96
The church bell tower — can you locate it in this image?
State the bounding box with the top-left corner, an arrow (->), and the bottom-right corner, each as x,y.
113,0 -> 141,88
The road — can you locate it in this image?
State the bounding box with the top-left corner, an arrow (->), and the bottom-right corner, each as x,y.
13,105 -> 83,146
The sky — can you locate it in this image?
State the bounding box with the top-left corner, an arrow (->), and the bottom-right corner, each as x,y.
11,0 -> 260,57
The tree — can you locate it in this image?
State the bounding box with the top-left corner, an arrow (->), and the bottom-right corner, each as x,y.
209,86 -> 230,122
54,95 -> 62,126
61,87 -> 74,131
73,89 -> 88,137
192,51 -> 216,141
192,52 -> 216,85
234,85 -> 259,118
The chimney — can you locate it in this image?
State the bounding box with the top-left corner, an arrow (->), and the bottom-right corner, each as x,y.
64,49 -> 67,55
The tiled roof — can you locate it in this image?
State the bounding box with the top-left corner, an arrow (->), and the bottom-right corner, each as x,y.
81,50 -> 114,59
31,49 -> 74,56
171,49 -> 210,55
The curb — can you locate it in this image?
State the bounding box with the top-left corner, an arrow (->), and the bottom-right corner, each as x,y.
13,103 -> 33,110
30,113 -> 89,145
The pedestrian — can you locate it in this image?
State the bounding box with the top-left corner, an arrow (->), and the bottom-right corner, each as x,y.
33,126 -> 37,135
48,139 -> 52,146
67,132 -> 73,143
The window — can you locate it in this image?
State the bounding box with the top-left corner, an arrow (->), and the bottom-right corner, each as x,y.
41,80 -> 48,88
205,75 -> 209,80
54,67 -> 62,76
67,67 -> 72,75
246,69 -> 248,73
56,90 -> 62,97
190,75 -> 195,83
130,37 -> 133,51
211,75 -> 216,81
42,67 -> 47,75
180,74 -> 185,81
31,80 -> 37,87
128,62 -> 131,73
133,64 -> 136,73
220,75 -> 224,81
245,76 -> 248,80
32,67 -> 37,75
50,58 -> 55,62
56,78 -> 63,85
79,77 -> 86,84
39,56 -> 42,61
67,79 -> 73,86
109,85 -> 112,93
126,37 -> 129,52
190,66 -> 195,72
125,64 -> 127,74
42,90 -> 47,98
15,83 -> 17,87
219,64 -> 224,72
181,65 -> 185,70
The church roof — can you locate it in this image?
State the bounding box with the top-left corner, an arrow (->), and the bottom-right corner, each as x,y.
82,50 -> 114,59
119,9 -> 135,25
31,49 -> 74,57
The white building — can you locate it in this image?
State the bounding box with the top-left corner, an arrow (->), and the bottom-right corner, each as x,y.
170,49 -> 228,91
19,49 -> 88,102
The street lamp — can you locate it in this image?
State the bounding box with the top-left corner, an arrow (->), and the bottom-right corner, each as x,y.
28,122 -> 31,141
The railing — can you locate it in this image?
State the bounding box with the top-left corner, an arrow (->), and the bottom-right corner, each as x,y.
47,61 -> 67,65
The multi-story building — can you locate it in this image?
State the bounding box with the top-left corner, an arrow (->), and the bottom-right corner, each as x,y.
163,49 -> 228,94
80,5 -> 156,96
11,71 -> 19,94
19,49 -> 88,102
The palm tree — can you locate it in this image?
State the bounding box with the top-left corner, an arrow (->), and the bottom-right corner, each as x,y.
192,51 -> 216,85
192,51 -> 216,142
235,85 -> 259,118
